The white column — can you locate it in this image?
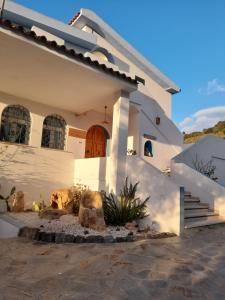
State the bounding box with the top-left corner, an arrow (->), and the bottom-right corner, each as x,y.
109,91 -> 130,195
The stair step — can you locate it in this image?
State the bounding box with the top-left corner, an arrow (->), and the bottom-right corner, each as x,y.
185,216 -> 225,229
184,198 -> 200,203
184,203 -> 209,210
185,210 -> 218,219
185,208 -> 209,214
184,192 -> 192,196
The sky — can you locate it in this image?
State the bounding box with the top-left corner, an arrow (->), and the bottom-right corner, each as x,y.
11,0 -> 225,133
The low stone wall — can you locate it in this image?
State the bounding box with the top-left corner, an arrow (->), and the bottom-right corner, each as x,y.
19,226 -> 176,244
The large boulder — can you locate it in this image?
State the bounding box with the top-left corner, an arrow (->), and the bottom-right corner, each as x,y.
50,189 -> 73,213
39,208 -> 68,220
78,191 -> 106,231
10,191 -> 24,212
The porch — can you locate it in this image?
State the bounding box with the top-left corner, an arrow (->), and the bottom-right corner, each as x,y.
0,21 -> 138,204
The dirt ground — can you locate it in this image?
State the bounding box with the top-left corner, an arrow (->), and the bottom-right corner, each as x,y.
1,225 -> 225,300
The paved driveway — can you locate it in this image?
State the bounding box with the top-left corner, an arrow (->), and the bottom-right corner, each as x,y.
1,225 -> 225,300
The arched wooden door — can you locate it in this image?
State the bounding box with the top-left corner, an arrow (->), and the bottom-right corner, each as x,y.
85,125 -> 109,158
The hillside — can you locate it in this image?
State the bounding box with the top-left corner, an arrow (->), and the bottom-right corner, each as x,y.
184,120 -> 225,144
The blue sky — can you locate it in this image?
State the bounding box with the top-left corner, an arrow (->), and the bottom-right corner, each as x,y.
12,0 -> 225,132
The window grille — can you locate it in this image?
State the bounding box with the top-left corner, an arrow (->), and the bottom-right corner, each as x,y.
0,105 -> 31,144
41,115 -> 66,150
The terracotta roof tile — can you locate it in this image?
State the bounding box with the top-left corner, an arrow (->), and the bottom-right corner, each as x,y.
68,12 -> 81,26
0,18 -> 138,86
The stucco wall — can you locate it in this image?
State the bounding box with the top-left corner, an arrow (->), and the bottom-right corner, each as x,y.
171,161 -> 225,216
95,36 -> 173,117
0,91 -> 113,207
173,136 -> 225,187
0,142 -> 74,207
126,156 -> 181,235
74,157 -> 110,192
73,155 -> 182,235
0,91 -> 112,159
129,92 -> 183,170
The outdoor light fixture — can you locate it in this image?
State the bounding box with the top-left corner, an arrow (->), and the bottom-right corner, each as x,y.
102,106 -> 109,124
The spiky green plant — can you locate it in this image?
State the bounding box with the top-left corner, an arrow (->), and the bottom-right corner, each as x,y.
103,178 -> 149,226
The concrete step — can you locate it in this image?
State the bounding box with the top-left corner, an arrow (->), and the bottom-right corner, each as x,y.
184,203 -> 209,210
185,216 -> 225,229
184,192 -> 192,197
184,197 -> 200,203
185,210 -> 219,219
185,208 -> 209,215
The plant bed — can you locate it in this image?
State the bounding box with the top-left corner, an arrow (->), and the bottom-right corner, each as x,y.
10,212 -> 176,244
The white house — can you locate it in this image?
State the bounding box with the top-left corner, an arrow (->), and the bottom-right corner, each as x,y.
1,1 -> 225,235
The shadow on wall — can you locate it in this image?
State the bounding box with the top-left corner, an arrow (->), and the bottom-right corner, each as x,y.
126,156 -> 181,235
0,142 -> 74,207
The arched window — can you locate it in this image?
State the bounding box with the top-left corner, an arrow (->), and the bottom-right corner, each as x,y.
41,115 -> 66,150
0,105 -> 31,144
144,140 -> 153,157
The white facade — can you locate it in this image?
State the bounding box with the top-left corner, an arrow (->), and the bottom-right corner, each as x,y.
1,2 -> 225,235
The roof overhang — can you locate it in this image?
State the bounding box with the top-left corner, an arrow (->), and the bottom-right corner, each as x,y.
3,1 -> 96,50
0,23 -> 137,114
70,9 -> 181,94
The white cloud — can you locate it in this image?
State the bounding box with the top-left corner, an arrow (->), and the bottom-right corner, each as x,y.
198,79 -> 225,95
178,106 -> 225,133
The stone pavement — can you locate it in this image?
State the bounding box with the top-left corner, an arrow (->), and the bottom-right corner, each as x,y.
1,224 -> 225,300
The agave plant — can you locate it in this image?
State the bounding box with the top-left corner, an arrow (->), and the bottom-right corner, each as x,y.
102,178 -> 149,226
0,186 -> 16,211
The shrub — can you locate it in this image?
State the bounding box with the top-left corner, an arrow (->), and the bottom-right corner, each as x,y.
192,154 -> 218,181
102,178 -> 149,226
70,184 -> 88,214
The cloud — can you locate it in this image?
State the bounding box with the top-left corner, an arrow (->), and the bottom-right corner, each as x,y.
178,106 -> 225,133
198,79 -> 225,95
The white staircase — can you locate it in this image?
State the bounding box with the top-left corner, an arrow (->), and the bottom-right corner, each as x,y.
184,191 -> 225,228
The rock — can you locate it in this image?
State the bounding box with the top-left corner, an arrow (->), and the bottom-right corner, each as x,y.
19,227 -> 39,239
39,208 -> 68,220
86,235 -> 99,243
78,191 -> 106,231
104,235 -> 115,243
79,206 -> 106,231
55,232 -> 65,243
50,189 -> 73,213
10,191 -> 24,212
59,214 -> 75,224
116,236 -> 127,243
0,200 -> 7,213
81,191 -> 103,209
64,234 -> 74,243
125,221 -> 137,231
74,235 -> 86,243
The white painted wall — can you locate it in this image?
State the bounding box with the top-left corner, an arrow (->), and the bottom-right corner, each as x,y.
0,92 -> 114,207
171,161 -> 225,216
0,142 -> 74,208
74,157 -> 110,192
96,36 -> 173,117
0,91 -> 112,159
126,156 -> 181,235
129,91 -> 183,170
173,135 -> 225,187
74,156 -> 182,235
